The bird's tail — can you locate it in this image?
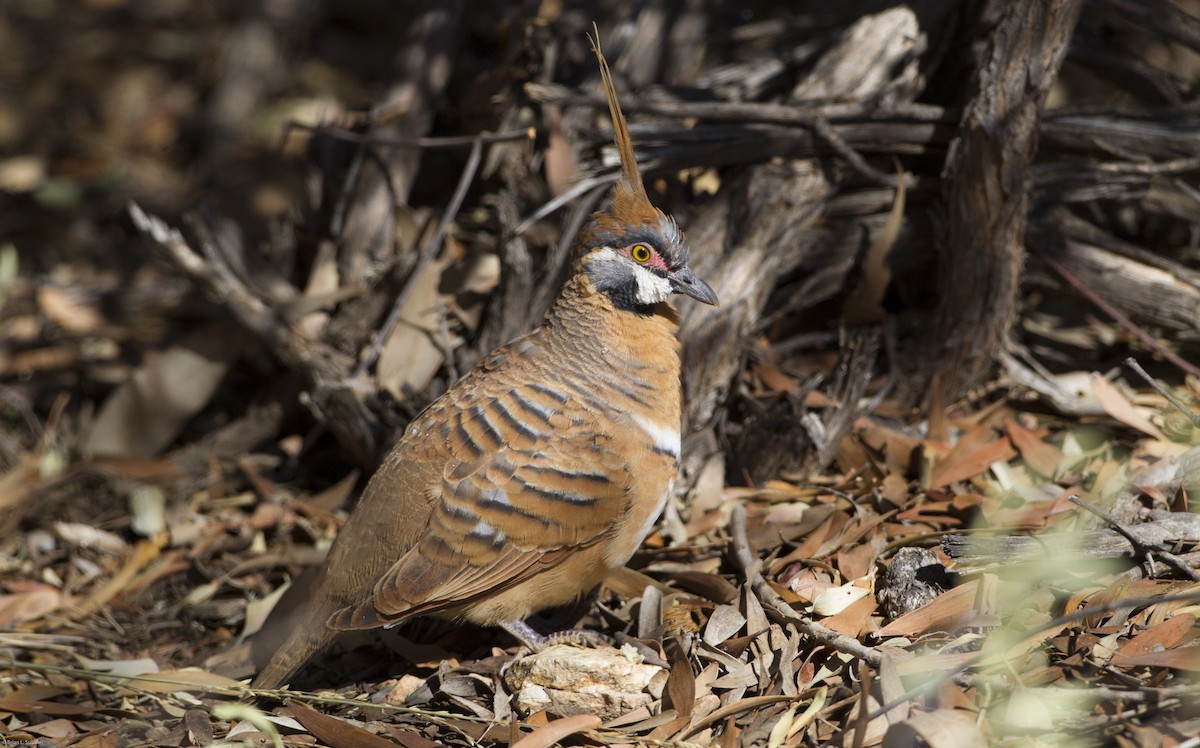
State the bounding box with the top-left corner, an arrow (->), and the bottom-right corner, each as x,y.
250,605 -> 343,690
248,569 -> 345,690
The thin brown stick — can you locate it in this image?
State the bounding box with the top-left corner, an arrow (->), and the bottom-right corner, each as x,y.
1041,253 -> 1200,378
1124,356 -> 1200,427
729,505 -> 881,667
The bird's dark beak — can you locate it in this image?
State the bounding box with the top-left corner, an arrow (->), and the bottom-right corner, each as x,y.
669,267 -> 719,306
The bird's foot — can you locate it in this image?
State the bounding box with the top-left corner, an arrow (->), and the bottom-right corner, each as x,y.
499,619 -> 610,652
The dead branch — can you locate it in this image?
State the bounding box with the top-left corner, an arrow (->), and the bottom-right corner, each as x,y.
128,203 -> 380,468
942,511 -> 1200,573
922,0 -> 1085,405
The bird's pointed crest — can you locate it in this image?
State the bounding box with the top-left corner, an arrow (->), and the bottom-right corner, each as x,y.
590,25 -> 657,223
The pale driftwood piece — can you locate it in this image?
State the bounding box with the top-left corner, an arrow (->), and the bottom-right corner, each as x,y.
679,6 -> 938,474
923,0 -> 1085,405
1070,496 -> 1200,581
942,511 -> 1200,572
1041,231 -> 1200,334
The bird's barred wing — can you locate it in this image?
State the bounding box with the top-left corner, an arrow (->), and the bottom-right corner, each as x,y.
329,351 -> 634,629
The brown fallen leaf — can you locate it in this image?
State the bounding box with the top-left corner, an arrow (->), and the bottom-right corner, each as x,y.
1004,418 -> 1063,478
666,644 -> 696,718
820,593 -> 878,638
382,724 -> 446,748
542,104 -> 577,198
927,434 -> 1017,488
1109,646 -> 1200,672
0,584 -> 64,626
286,699 -> 401,748
510,713 -> 601,748
125,668 -> 244,694
24,718 -> 80,740
37,285 -> 104,334
1112,613 -> 1197,665
84,322 -> 253,457
882,708 -> 986,748
377,250 -> 454,401
1090,375 -> 1167,441
875,582 -> 979,638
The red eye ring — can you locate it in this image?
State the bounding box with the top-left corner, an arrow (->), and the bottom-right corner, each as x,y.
630,244 -> 652,263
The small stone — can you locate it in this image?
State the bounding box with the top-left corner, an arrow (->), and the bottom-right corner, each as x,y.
504,644 -> 668,719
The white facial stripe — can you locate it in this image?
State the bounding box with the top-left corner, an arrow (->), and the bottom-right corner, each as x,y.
633,265 -> 672,304
632,413 -> 681,458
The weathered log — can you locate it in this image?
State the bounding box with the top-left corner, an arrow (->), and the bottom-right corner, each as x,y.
942,511 -> 1200,571
920,0 -> 1085,405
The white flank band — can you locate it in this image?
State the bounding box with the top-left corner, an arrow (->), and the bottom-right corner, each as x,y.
632,414 -> 681,458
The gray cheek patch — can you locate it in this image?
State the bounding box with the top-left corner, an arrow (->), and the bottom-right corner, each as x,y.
586,247 -> 632,293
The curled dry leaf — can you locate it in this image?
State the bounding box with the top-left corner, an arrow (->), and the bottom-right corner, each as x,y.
1090,375 -> 1168,441
812,581 -> 870,617
703,604 -> 747,646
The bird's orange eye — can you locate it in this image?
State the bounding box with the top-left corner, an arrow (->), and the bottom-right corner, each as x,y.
631,244 -> 652,263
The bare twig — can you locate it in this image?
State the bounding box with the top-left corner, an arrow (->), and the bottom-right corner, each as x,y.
1124,356 -> 1200,427
514,172 -> 618,237
729,504 -> 881,667
529,82 -> 903,189
129,203 -> 379,467
1069,496 -> 1200,581
282,122 -> 535,151
525,81 -> 954,129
